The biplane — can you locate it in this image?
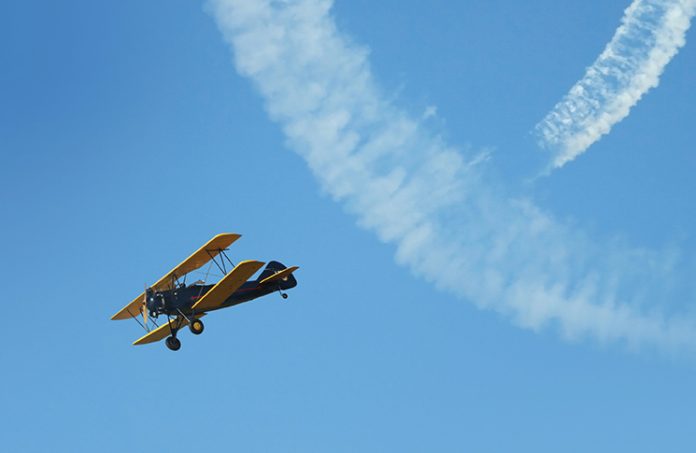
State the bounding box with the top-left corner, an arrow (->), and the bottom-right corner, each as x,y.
111,233 -> 298,351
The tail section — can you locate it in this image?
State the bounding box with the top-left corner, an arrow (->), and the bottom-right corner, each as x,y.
258,261 -> 298,290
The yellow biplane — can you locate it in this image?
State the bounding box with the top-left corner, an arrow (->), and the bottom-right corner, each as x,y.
111,233 -> 298,351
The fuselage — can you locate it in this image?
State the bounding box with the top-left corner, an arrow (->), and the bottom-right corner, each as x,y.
148,271 -> 297,318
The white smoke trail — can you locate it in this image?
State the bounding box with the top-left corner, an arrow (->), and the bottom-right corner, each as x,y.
209,0 -> 696,352
535,0 -> 696,171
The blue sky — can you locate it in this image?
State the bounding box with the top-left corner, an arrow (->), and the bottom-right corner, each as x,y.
2,0 -> 696,451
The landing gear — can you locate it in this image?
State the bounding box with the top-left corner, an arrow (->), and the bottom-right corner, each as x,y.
189,319 -> 205,335
165,336 -> 181,351
281,293 -> 288,300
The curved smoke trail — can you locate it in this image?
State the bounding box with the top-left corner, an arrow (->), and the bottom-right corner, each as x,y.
209,0 -> 696,352
535,0 -> 696,171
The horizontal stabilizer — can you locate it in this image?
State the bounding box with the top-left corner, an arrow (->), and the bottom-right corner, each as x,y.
259,266 -> 299,286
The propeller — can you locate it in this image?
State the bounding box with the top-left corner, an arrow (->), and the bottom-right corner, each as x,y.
141,285 -> 149,331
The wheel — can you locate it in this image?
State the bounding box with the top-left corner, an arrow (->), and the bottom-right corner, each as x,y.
189,319 -> 204,335
281,293 -> 288,299
165,336 -> 181,351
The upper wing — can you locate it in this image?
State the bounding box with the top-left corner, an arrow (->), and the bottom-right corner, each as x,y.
111,233 -> 241,320
111,294 -> 146,322
132,314 -> 205,346
259,266 -> 299,286
191,260 -> 265,312
149,232 -> 241,291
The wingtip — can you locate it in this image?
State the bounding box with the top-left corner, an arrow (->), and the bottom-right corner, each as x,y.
238,259 -> 266,268
214,232 -> 242,240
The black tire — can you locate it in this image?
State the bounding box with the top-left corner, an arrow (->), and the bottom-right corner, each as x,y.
281,293 -> 288,299
189,319 -> 204,335
165,336 -> 181,351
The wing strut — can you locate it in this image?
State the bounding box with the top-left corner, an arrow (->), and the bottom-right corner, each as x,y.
126,306 -> 148,331
205,248 -> 237,276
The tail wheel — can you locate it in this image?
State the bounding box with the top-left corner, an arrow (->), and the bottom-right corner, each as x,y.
165,336 -> 181,351
189,319 -> 204,335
